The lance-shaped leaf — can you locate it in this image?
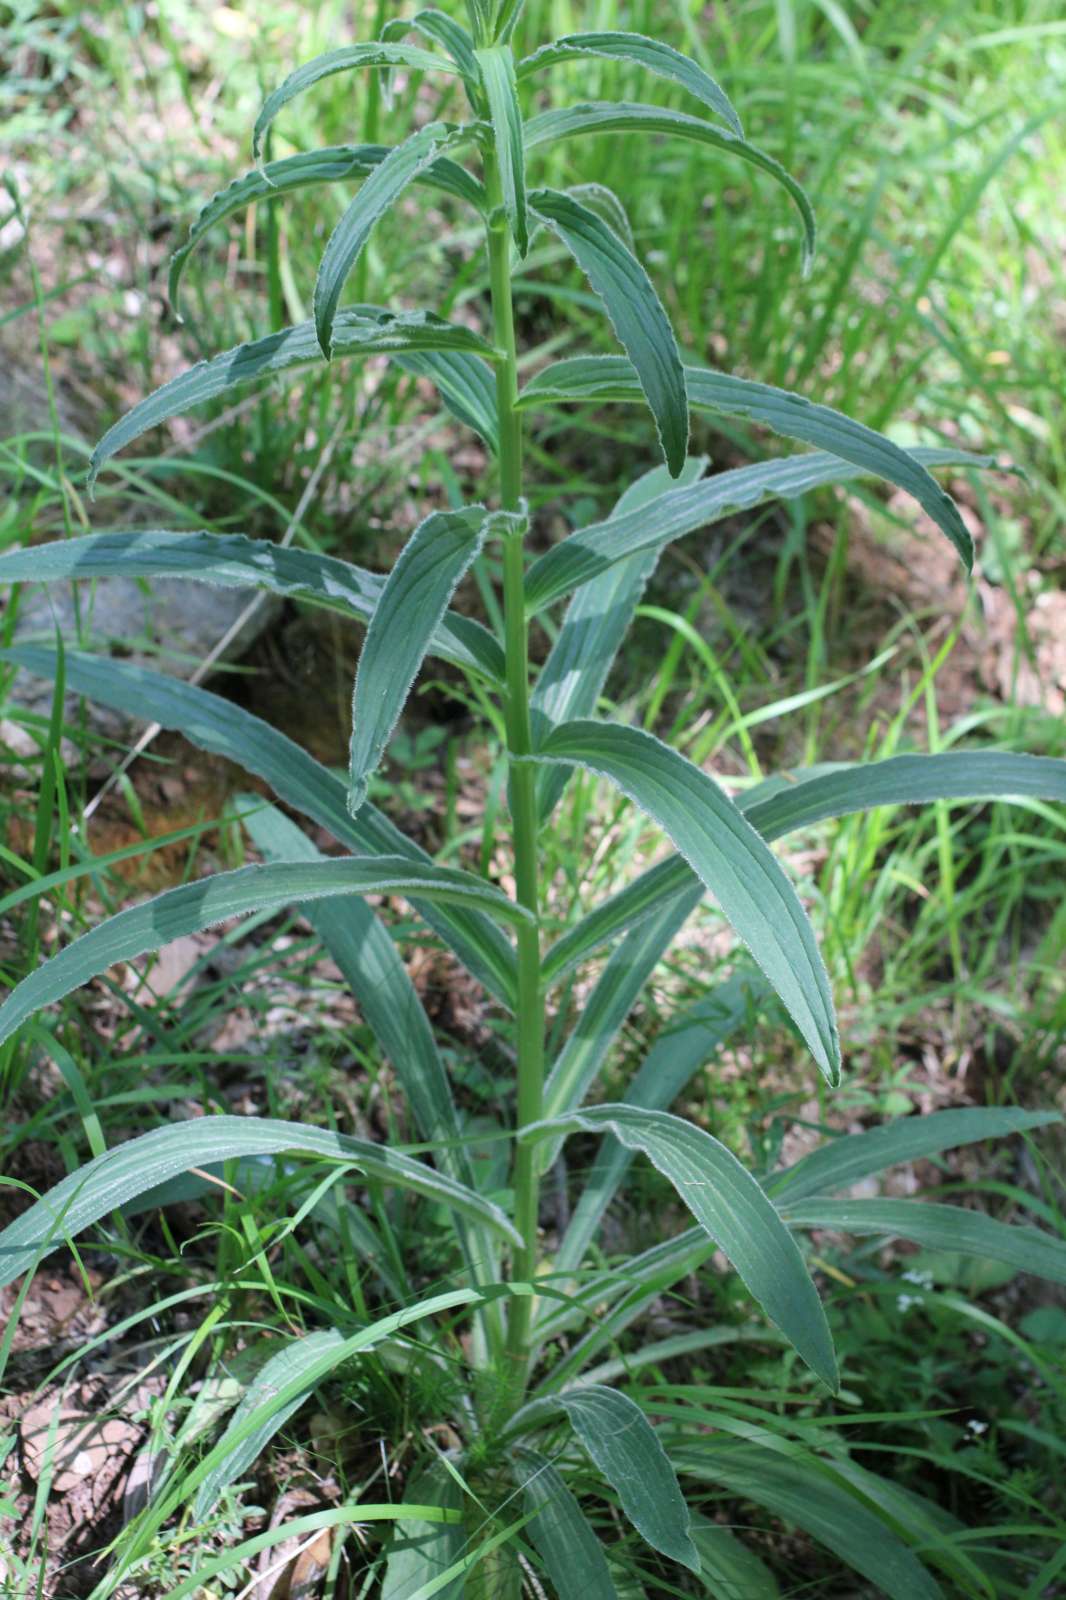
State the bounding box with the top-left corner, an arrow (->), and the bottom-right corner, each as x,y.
521,1105 -> 837,1388
770,1107 -> 1061,1205
529,188 -> 688,476
89,308 -> 498,490
382,1459 -> 467,1600
675,1444 -> 941,1600
169,145 -> 486,318
518,32 -> 742,137
526,103 -> 814,271
509,1386 -> 697,1571
542,748 -> 1066,981
558,972 -> 764,1274
528,720 -> 840,1083
0,529 -> 504,684
0,1117 -> 522,1289
512,1450 -> 618,1600
195,1329 -> 346,1518
253,43 -> 463,160
781,1198 -> 1066,1285
395,346 -> 499,451
520,361 -> 980,580
3,646 -> 518,1008
688,1516 -> 780,1599
531,455 -> 707,822
476,46 -> 529,254
349,506 -> 494,813
0,856 -> 530,1052
381,10 -> 481,106
315,124 -> 471,355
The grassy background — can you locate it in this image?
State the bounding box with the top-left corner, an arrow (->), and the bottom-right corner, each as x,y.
2,0 -> 1065,1594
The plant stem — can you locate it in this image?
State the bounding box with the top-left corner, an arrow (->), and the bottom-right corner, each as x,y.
484,155 -> 543,1415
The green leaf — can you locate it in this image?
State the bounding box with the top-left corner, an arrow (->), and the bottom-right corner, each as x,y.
315,124 -> 470,356
521,1105 -> 837,1388
0,1117 -> 522,1290
518,1386 -> 698,1571
382,1460 -> 467,1600
688,1515 -> 780,1599
542,749 -> 1066,982
3,646 -> 518,1008
395,347 -> 499,451
528,188 -> 688,476
528,720 -> 840,1084
168,145 -> 486,318
253,43 -> 463,160
0,855 -> 529,1052
531,456 -> 707,823
89,308 -> 498,490
781,1198 -> 1066,1285
241,803 -> 463,1167
517,33 -> 742,137
770,1107 -> 1061,1205
526,103 -> 814,272
557,972 -> 764,1274
381,10 -> 481,106
512,1449 -> 618,1600
194,1329 -> 345,1518
349,506 -> 492,813
675,1444 -> 941,1600
476,46 -> 529,255
0,530 -> 505,684
520,360 -> 980,581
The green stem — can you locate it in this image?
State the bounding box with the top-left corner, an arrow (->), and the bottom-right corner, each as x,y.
485,155 -> 543,1416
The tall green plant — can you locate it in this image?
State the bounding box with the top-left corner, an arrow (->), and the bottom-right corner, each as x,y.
2,4 -> 1065,1594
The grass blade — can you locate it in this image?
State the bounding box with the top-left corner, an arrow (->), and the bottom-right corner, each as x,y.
529,720 -> 840,1084
517,33 -> 742,137
529,188 -> 688,475
522,1105 -> 837,1388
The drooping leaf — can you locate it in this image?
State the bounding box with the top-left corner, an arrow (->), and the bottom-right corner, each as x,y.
518,33 -> 742,137
514,1386 -> 698,1571
526,103 -> 814,271
253,43 -> 463,159
557,972 -> 764,1274
168,145 -> 486,318
476,46 -> 529,255
531,455 -> 707,822
381,10 -> 481,106
89,308 -> 498,490
782,1198 -> 1066,1285
0,530 -> 504,684
394,347 -> 499,451
688,1515 -> 780,1599
528,189 -> 688,475
512,1449 -> 618,1600
542,749 -> 1066,981
528,721 -> 840,1084
0,855 -> 529,1052
348,507 -> 494,813
770,1107 -> 1061,1205
675,1444 -> 941,1600
3,646 -> 518,1008
194,1329 -> 346,1518
519,360 -> 981,585
315,124 -> 472,355
382,1459 -> 467,1600
521,1105 -> 837,1388
0,1118 -> 522,1290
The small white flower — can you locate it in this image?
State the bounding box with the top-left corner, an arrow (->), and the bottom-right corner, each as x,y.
967,1419 -> 989,1436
